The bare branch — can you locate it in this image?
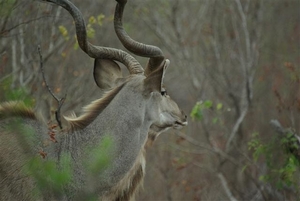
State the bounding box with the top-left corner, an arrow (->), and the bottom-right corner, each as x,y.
270,119 -> 300,161
217,172 -> 238,201
38,45 -> 66,129
270,119 -> 286,134
0,16 -> 50,38
234,0 -> 251,65
226,107 -> 248,151
49,6 -> 62,52
11,36 -> 17,88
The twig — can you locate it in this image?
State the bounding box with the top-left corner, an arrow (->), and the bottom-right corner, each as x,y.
270,119 -> 300,161
270,119 -> 300,143
38,45 -> 66,129
270,119 -> 286,135
217,172 -> 238,201
0,16 -> 49,37
226,108 -> 248,152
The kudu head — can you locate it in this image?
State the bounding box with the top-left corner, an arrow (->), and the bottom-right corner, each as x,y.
51,0 -> 187,134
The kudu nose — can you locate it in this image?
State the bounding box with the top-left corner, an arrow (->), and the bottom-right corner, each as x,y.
182,110 -> 188,121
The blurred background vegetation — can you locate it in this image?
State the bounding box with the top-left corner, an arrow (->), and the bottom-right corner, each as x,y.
0,0 -> 299,200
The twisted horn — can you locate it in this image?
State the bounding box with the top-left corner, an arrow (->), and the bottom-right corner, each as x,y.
114,0 -> 165,75
43,0 -> 144,75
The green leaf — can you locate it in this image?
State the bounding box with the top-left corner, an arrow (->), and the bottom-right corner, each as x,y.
259,175 -> 269,182
58,25 -> 69,41
0,0 -> 16,17
73,40 -> 79,50
85,135 -> 114,175
89,16 -> 96,24
241,165 -> 248,173
0,76 -> 34,106
212,117 -> 218,124
190,102 -> 203,121
87,24 -> 95,39
203,100 -> 213,108
97,14 -> 105,26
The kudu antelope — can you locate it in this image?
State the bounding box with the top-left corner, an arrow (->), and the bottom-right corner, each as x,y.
0,0 -> 187,200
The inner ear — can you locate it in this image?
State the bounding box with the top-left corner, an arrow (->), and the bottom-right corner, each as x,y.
160,59 -> 170,89
144,59 -> 170,93
93,59 -> 123,89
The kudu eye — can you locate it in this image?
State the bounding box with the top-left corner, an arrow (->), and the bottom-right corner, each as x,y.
161,90 -> 167,96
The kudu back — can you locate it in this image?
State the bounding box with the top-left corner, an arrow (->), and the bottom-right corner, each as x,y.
0,0 -> 187,200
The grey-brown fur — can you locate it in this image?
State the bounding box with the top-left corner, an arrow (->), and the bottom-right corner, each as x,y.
0,102 -> 48,200
65,83 -> 125,131
0,101 -> 36,119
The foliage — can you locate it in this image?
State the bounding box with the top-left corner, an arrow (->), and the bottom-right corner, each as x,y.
2,119 -> 72,198
190,100 -> 223,124
59,25 -> 69,41
0,76 -> 34,106
58,14 -> 106,50
248,132 -> 300,191
22,128 -> 114,199
72,135 -> 115,200
0,0 -> 16,18
84,135 -> 114,176
24,153 -> 72,197
2,116 -> 114,199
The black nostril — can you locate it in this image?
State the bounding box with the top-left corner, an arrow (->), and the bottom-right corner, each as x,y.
182,111 -> 187,119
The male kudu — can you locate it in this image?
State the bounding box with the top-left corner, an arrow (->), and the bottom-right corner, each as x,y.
0,0 -> 187,200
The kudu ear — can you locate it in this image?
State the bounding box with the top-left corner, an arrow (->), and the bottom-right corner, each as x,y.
93,59 -> 123,89
144,59 -> 170,93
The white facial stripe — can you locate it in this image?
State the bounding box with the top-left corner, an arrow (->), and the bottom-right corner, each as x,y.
159,112 -> 170,123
